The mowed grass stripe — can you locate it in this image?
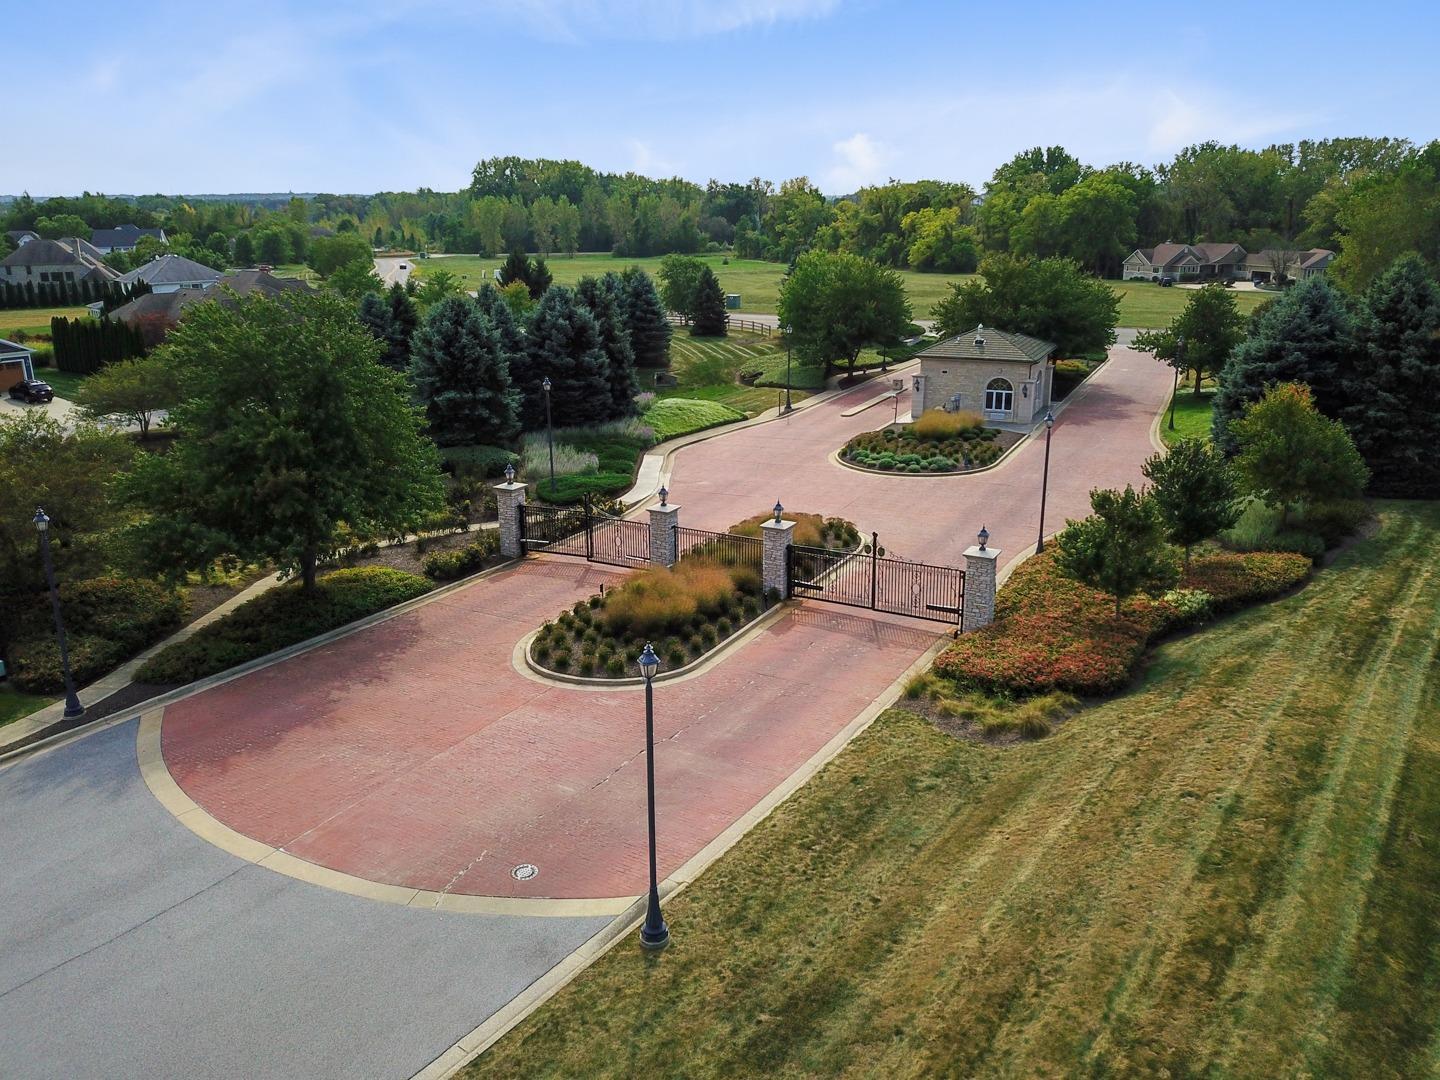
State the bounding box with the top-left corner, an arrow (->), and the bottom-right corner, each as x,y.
467,503 -> 1440,1080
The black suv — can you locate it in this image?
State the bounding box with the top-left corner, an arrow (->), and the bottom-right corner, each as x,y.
8,378 -> 55,404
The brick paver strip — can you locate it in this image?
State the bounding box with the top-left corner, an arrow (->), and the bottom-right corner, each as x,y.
161,343 -> 1171,903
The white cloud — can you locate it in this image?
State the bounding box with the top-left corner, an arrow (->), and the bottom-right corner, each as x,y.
824,132 -> 889,192
396,0 -> 841,42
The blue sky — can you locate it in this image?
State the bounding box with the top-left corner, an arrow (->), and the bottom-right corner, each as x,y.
9,0 -> 1438,196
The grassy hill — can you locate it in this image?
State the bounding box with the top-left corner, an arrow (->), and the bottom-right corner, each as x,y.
467,501 -> 1440,1079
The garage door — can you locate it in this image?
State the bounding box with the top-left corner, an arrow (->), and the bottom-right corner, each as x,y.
0,360 -> 26,391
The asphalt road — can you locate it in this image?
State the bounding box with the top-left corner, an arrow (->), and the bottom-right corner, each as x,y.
0,720 -> 609,1080
375,256 -> 413,288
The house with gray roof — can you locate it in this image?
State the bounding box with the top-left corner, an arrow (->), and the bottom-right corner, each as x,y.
912,325 -> 1057,426
108,269 -> 315,337
90,224 -> 167,254
1244,248 -> 1335,284
0,236 -> 118,287
118,253 -> 223,293
5,230 -> 38,247
0,337 -> 36,394
1122,242 -> 1248,282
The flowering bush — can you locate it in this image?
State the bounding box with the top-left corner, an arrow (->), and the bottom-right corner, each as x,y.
933,547 -> 1310,696
842,424 -> 1001,473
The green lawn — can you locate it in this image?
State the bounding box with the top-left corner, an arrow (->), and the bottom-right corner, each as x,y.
416,255 -> 1271,328
1160,388 -> 1217,447
0,685 -> 53,729
661,331 -> 813,415
34,367 -> 89,399
0,305 -> 89,338
468,501 -> 1440,1080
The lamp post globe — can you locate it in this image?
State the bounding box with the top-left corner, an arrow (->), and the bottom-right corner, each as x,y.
33,508 -> 84,719
637,642 -> 669,949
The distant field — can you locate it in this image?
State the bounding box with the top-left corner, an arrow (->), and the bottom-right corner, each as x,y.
416,254 -> 1270,328
0,306 -> 89,337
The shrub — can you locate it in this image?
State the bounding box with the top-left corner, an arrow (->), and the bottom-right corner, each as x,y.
605,656 -> 625,676
912,409 -> 986,440
6,577 -> 186,693
602,569 -> 699,636
728,511 -> 859,550
421,532 -> 500,580
666,644 -> 686,666
136,567 -> 432,685
932,547 -> 1309,696
674,563 -> 737,615
1160,588 -> 1214,628
1298,499 -> 1370,545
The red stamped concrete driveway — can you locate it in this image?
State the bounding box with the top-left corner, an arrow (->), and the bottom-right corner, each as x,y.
159,343 -> 1170,903
670,342 -> 1171,569
163,560 -> 941,901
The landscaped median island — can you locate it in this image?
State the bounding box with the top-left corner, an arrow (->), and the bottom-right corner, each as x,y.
527,512 -> 858,681
841,409 -> 1019,474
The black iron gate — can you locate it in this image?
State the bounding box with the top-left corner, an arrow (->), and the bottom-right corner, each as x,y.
788,533 -> 964,625
519,497 -> 651,568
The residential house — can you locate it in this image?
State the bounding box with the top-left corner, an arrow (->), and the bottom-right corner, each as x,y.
911,325 -> 1056,426
0,237 -> 118,287
90,224 -> 167,254
118,253 -> 223,294
5,230 -> 38,247
1244,248 -> 1335,283
108,269 -> 314,339
1121,242 -> 1248,282
0,337 -> 36,392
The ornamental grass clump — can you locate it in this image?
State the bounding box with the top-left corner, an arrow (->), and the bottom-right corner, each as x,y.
601,569 -> 698,637
912,409 -> 985,439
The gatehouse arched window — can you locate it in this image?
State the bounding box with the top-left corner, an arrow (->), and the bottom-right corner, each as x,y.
984,377 -> 1014,415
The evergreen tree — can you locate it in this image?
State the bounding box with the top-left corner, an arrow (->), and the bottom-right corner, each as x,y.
473,283 -> 527,363
621,266 -> 672,368
498,249 -> 531,289
689,265 -> 728,336
513,286 -> 612,429
358,292 -> 407,371
576,274 -> 638,416
1343,254 -> 1440,496
528,256 -> 553,299
386,281 -> 419,362
410,297 -> 521,448
1212,276 -> 1358,452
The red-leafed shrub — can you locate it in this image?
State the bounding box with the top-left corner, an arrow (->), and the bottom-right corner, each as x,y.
934,548 -> 1310,696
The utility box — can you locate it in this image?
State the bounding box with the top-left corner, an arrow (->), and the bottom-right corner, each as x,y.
725,293 -> 741,309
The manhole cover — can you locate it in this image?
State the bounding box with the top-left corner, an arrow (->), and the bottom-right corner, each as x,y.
511,863 -> 539,881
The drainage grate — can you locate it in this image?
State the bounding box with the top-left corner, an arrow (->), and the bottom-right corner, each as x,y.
511,863 -> 539,881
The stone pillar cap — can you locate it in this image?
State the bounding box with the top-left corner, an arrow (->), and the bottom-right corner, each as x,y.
494,481 -> 525,492
649,501 -> 681,512
963,544 -> 1000,561
761,518 -> 796,532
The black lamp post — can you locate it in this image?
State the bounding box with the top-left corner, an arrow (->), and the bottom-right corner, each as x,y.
1036,411 -> 1055,553
1168,335 -> 1186,432
637,642 -> 669,951
781,325 -> 794,413
542,376 -> 555,498
34,508 -> 83,718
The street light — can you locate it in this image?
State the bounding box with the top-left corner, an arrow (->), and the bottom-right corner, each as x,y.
773,500 -> 784,524
978,524 -> 989,552
781,325 -> 794,413
1168,335 -> 1186,432
1036,411 -> 1055,554
33,509 -> 83,719
637,642 -> 669,951
542,376 -> 556,498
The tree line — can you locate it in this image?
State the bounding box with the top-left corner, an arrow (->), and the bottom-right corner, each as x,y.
0,276 -> 152,311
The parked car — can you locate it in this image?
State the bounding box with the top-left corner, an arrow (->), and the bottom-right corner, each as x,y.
1158,276 -> 1175,287
8,378 -> 54,404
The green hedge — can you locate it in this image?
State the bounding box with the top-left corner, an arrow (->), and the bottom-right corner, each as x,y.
136,567 -> 432,685
6,577 -> 185,693
643,397 -> 745,441
439,444 -> 519,478
422,532 -> 500,580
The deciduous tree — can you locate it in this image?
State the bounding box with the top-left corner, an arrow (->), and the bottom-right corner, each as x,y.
932,254 -> 1118,356
777,251 -> 911,380
74,355 -> 180,439
1055,485 -> 1178,616
1141,439 -> 1242,565
122,292 -> 444,590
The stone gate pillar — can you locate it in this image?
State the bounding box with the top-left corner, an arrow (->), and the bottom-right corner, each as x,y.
761,505 -> 795,600
648,488 -> 680,567
495,476 -> 527,560
962,528 -> 1000,633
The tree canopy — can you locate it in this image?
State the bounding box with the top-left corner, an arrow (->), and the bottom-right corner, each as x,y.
410,296 -> 521,447
777,250 -> 911,379
513,286 -> 614,429
1134,283 -> 1247,394
933,254 -> 1119,356
1231,383 -> 1369,521
122,291 -> 444,589
1055,486 -> 1178,615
